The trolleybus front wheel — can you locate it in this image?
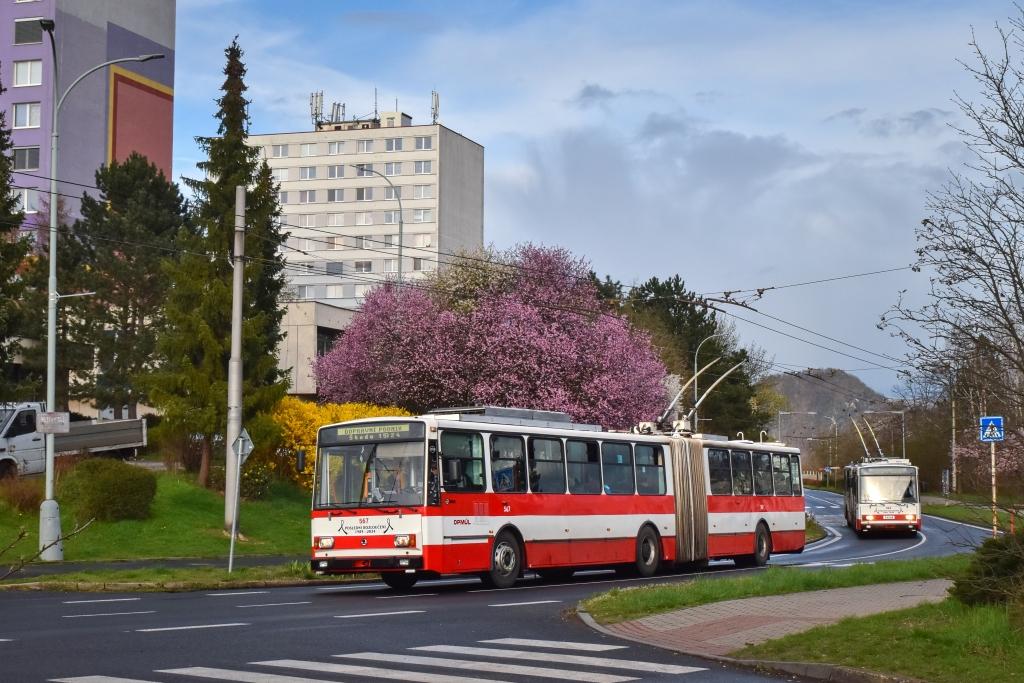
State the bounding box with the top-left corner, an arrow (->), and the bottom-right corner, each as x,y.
381,571 -> 418,591
482,531 -> 522,589
635,526 -> 660,577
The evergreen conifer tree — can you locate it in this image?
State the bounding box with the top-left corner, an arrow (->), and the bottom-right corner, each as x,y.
147,39 -> 287,487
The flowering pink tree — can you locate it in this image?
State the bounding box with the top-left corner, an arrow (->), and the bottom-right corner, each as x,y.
954,428 -> 1024,494
314,246 -> 667,429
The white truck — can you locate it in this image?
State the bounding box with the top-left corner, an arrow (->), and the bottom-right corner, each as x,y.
0,402 -> 147,478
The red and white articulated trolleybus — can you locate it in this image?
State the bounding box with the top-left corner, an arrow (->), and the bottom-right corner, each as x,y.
310,407 -> 805,590
843,458 -> 921,535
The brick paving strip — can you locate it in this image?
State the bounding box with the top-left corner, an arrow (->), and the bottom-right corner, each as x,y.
580,579 -> 952,683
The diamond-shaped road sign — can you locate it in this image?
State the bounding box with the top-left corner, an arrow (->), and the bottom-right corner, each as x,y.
979,416 -> 1005,443
232,427 -> 254,464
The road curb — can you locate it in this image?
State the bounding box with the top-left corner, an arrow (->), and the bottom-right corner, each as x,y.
575,608 -> 928,683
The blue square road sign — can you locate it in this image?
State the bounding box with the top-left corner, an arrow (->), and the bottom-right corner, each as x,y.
980,416 -> 1004,442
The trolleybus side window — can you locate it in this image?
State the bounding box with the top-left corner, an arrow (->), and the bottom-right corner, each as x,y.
752,451 -> 773,495
491,434 -> 527,493
730,450 -> 753,495
566,439 -> 602,494
789,455 -> 802,495
772,454 -> 793,495
708,448 -> 733,495
528,437 -> 567,493
601,442 -> 635,494
439,431 -> 485,492
635,444 -> 666,494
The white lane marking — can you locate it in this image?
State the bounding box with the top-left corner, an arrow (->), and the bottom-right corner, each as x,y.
377,593 -> 439,599
334,610 -> 424,619
412,646 -> 706,674
237,602 -> 311,608
923,513 -> 999,533
0,638 -> 13,642
826,531 -> 928,563
488,600 -> 561,607
338,652 -> 636,682
257,659 -> 513,683
51,677 -> 159,683
814,506 -> 826,509
136,622 -> 249,633
63,598 -> 141,604
800,526 -> 844,554
479,638 -> 627,651
63,611 -> 156,619
207,591 -> 270,597
161,667 -> 334,682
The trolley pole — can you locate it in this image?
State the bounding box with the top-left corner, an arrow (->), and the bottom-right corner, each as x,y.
225,186 -> 245,531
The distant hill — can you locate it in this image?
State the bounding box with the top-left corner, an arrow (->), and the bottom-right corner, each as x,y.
766,368 -> 890,433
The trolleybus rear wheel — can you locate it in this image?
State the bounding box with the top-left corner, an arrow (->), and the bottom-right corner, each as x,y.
735,523 -> 772,567
381,572 -> 418,591
635,526 -> 660,577
483,531 -> 522,589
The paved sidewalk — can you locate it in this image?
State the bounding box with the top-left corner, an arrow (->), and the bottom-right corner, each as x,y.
596,579 -> 952,657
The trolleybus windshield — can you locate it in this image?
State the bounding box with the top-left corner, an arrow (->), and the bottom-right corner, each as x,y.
315,422 -> 426,508
859,467 -> 918,504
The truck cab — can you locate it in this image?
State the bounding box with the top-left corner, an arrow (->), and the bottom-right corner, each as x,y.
0,403 -> 45,478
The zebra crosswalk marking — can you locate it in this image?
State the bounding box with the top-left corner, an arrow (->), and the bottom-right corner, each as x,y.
255,658 -> 514,683
161,667 -> 334,682
479,638 -> 627,651
337,651 -> 636,683
413,645 -> 706,675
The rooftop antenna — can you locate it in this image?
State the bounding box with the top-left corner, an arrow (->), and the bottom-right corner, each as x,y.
373,87 -> 379,120
309,91 -> 323,129
395,97 -> 398,111
862,417 -> 885,458
431,90 -> 440,124
850,417 -> 872,459
330,102 -> 341,122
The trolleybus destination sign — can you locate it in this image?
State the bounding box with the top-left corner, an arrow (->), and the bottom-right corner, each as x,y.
979,416 -> 1004,442
330,422 -> 425,444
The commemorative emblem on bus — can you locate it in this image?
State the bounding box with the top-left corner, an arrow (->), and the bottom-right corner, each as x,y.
337,518 -> 394,535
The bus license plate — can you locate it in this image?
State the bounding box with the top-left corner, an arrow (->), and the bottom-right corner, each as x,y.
883,515 -> 896,520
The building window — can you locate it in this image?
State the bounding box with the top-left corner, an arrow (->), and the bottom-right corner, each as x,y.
413,208 -> 433,223
13,146 -> 39,171
412,258 -> 424,271
271,144 -> 288,158
17,188 -> 38,214
278,191 -> 288,204
415,136 -> 433,150
326,261 -> 344,275
326,236 -> 343,249
383,210 -> 400,225
328,141 -> 344,155
13,60 -> 41,87
385,137 -> 403,152
356,212 -> 373,226
416,233 -> 432,247
384,162 -> 401,176
383,234 -> 397,247
383,186 -> 399,200
384,259 -> 398,273
14,19 -> 43,45
327,164 -> 344,178
354,261 -> 372,273
300,143 -> 317,156
355,187 -> 373,201
12,102 -> 40,129
355,163 -> 373,177
354,284 -> 371,298
326,188 -> 344,203
327,213 -> 344,227
299,166 -> 316,180
297,214 -> 316,228
325,284 -> 344,298
386,117 -> 396,127
358,139 -> 373,153
413,184 -> 433,199
298,190 -> 316,204
414,160 -> 433,174
359,236 -> 376,249
270,167 -> 288,182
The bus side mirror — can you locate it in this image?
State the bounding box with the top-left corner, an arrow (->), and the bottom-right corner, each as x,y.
296,449 -> 306,473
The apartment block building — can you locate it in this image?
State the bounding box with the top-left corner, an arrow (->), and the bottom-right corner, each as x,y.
0,0 -> 175,231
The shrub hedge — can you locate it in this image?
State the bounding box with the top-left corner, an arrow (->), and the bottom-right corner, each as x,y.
59,458 -> 157,521
950,531 -> 1024,606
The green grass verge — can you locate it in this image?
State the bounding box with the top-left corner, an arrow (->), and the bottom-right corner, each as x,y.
580,555 -> 969,624
0,474 -> 310,561
805,514 -> 827,543
734,598 -> 1023,683
1,561 -> 372,592
924,501 -> 1021,530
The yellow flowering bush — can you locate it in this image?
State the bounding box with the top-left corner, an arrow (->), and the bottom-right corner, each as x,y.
272,397 -> 412,489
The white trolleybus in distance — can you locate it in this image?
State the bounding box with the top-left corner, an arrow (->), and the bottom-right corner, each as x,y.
310,406 -> 806,590
843,458 -> 921,535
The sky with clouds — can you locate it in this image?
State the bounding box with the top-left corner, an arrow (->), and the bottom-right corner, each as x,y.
173,0 -> 1013,396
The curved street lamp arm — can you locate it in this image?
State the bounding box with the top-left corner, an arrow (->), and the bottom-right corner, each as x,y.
57,54 -> 164,113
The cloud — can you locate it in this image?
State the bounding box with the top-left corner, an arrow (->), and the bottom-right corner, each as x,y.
864,108 -> 955,137
571,83 -> 618,108
824,107 -> 867,123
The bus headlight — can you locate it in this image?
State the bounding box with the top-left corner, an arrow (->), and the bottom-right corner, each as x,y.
317,536 -> 335,549
906,514 -> 917,521
394,534 -> 415,548
864,515 -> 875,521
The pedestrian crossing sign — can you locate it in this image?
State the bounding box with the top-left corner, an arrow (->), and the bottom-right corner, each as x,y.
979,416 -> 1004,442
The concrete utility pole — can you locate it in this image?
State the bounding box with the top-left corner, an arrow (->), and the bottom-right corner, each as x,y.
225,186 -> 245,530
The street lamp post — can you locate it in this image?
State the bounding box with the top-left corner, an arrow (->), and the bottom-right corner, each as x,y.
38,18 -> 164,560
351,164 -> 403,283
693,332 -> 727,428
864,410 -> 906,460
777,411 -> 817,443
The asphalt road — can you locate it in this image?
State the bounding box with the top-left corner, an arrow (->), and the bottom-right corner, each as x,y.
0,491 -> 991,683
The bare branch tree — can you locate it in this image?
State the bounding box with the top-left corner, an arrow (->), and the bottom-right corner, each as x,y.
0,519 -> 94,582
